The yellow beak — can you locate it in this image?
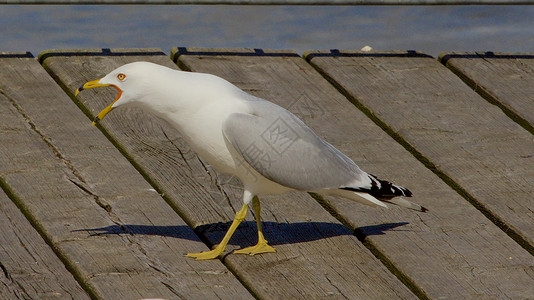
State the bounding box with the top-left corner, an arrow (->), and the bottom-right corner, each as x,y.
75,79 -> 123,126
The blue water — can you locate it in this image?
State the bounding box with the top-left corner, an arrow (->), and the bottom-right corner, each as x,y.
1,5 -> 533,57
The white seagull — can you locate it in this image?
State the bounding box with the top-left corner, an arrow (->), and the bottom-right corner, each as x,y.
76,62 -> 426,260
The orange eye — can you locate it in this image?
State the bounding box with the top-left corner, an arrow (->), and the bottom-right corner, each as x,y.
117,73 -> 126,81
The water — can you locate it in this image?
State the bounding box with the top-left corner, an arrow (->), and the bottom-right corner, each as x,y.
1,5 -> 533,57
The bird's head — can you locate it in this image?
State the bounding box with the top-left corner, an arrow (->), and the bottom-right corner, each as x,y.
75,61 -> 165,126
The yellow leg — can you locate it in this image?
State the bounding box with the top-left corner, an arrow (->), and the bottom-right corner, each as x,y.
234,197 -> 276,255
185,204 -> 248,260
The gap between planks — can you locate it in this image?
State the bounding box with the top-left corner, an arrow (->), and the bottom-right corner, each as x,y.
305,51 -> 534,257
171,48 -> 534,299
3,52 -> 253,299
439,52 -> 534,137
43,49 -> 413,297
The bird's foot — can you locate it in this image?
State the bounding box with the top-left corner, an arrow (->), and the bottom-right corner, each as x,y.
234,242 -> 276,256
185,246 -> 224,260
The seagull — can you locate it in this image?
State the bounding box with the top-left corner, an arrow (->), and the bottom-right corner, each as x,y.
76,62 -> 426,260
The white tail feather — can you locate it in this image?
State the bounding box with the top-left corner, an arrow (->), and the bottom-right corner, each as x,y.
321,189 -> 387,208
320,188 -> 427,212
383,198 -> 427,212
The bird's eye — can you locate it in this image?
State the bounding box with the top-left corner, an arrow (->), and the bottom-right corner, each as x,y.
117,73 -> 126,81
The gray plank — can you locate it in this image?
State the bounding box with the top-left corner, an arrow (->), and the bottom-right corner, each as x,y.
306,48 -> 534,281
0,188 -> 90,299
306,50 -> 534,250
0,52 -> 250,299
173,47 -> 534,299
440,52 -> 534,133
42,48 -> 417,299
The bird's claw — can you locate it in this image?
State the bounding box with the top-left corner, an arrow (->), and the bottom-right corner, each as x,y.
233,242 -> 276,255
185,247 -> 223,260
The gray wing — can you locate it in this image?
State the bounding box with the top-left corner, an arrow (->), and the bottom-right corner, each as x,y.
222,100 -> 369,191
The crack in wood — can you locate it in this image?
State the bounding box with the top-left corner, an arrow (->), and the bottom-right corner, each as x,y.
197,156 -> 237,216
0,262 -> 10,280
67,178 -> 112,213
160,126 -> 194,172
324,273 -> 348,299
161,281 -> 188,300
1,88 -> 115,214
0,88 -> 181,292
0,90 -> 87,182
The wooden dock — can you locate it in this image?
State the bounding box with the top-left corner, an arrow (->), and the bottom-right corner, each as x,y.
1,48 -> 533,299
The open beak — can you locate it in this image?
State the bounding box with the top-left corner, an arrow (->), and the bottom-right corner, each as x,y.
75,79 -> 123,126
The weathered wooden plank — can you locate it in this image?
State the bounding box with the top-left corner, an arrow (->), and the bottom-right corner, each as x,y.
440,52 -> 534,133
0,188 -> 90,299
306,50 -> 534,249
173,47 -> 534,299
42,48 -> 417,299
0,52 -> 251,299
306,49 -> 534,290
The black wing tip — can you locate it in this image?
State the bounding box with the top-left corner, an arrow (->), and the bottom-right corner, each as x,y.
399,186 -> 413,197
372,175 -> 413,198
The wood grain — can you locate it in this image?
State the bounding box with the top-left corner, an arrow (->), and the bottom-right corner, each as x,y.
0,53 -> 250,299
440,52 -> 534,133
174,47 -> 534,299
0,188 -> 90,299
42,48 -> 417,299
